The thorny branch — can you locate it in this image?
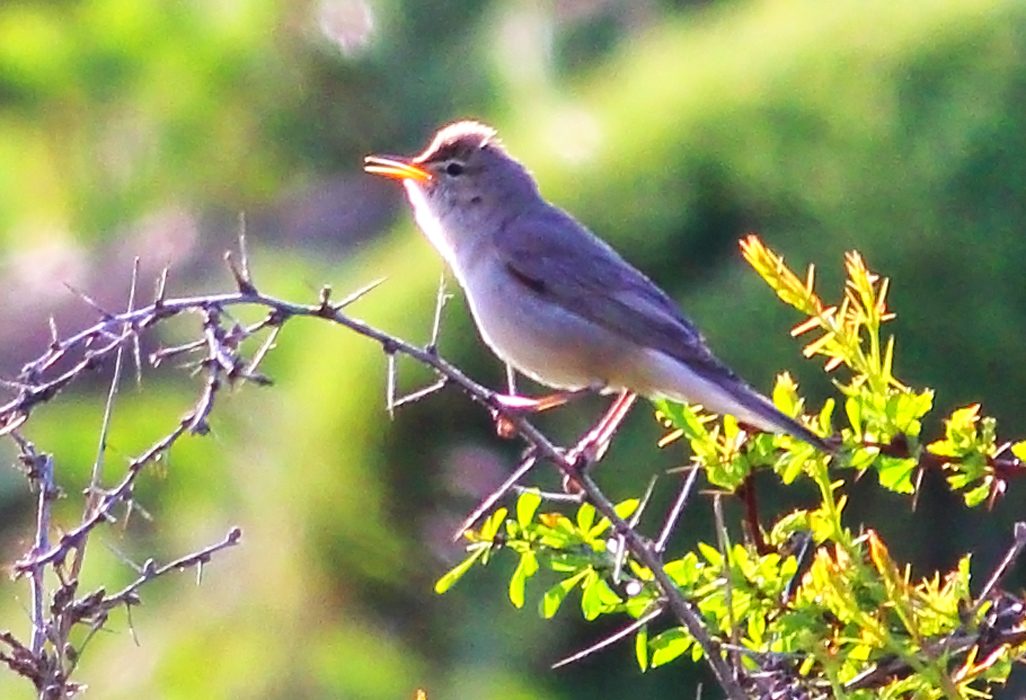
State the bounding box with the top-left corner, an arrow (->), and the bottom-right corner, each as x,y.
0,243 -> 751,698
0,267 -> 266,696
2,239 -> 1024,699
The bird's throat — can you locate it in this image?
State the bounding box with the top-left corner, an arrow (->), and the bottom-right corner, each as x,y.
403,180 -> 466,275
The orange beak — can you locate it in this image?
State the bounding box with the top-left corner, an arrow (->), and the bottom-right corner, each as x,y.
363,155 -> 432,183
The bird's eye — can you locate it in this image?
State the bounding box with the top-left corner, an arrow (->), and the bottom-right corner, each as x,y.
445,161 -> 465,177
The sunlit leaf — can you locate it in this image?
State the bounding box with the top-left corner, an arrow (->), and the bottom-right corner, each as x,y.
635,624 -> 649,671
435,548 -> 486,594
509,550 -> 538,608
576,502 -> 596,533
962,482 -> 990,508
581,575 -> 620,620
479,508 -> 508,541
540,570 -> 591,619
649,627 -> 693,667
516,489 -> 541,528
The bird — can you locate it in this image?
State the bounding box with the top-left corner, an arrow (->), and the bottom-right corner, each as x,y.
364,120 -> 831,454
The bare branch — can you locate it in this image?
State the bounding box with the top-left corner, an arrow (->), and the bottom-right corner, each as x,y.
551,605 -> 663,669
392,377 -> 448,410
334,277 -> 386,311
975,521 -> 1026,608
655,467 -> 701,552
102,527 -> 243,611
712,494 -> 739,671
9,437 -> 59,657
453,452 -> 539,541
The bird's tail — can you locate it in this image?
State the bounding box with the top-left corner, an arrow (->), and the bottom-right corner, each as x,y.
720,382 -> 834,454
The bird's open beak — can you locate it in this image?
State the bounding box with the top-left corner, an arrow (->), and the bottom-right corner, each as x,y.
363,155 -> 433,183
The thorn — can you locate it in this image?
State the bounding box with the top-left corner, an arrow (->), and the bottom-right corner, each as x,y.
64,283 -> 114,320
333,278 -> 386,310
317,286 -> 333,316
392,377 -> 448,410
385,352 -> 397,419
452,453 -> 538,541
551,607 -> 663,669
128,258 -> 143,385
430,273 -> 450,348
154,266 -> 169,307
246,325 -> 281,382
224,251 -> 256,295
128,258 -> 140,310
236,212 -> 253,284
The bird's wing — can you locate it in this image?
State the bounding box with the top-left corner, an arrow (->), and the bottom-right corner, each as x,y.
497,207 -> 741,385
497,207 -> 834,453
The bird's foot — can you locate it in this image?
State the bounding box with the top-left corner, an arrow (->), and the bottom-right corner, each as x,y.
489,387 -> 596,438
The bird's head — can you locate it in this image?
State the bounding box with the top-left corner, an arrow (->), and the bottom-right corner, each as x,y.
365,121 -> 540,248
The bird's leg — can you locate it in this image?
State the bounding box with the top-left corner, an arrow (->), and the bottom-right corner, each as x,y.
505,363 -> 518,395
565,390 -> 638,468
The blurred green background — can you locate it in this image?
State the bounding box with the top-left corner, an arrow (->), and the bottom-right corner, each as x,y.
1,0 -> 1025,697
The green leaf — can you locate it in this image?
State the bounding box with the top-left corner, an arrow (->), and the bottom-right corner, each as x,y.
614,498 -> 640,520
747,605 -> 767,645
845,395 -> 863,435
876,456 -> 915,493
697,541 -> 723,567
888,391 -> 932,435
509,550 -> 538,608
778,450 -> 807,484
479,507 -> 508,541
540,570 -> 591,618
655,400 -> 713,445
576,502 -> 596,533
772,373 -> 800,416
623,588 -> 657,618
847,446 -> 878,472
962,482 -> 990,507
663,552 -> 701,586
516,489 -> 541,528
435,548 -> 486,594
649,627 -> 693,667
536,514 -> 577,547
581,573 -> 620,620
635,624 -> 649,671
769,511 -> 811,544
590,498 -> 641,540
881,335 -> 896,383
908,390 -> 934,428
818,398 -> 835,434
706,453 -> 751,491
722,413 -> 740,441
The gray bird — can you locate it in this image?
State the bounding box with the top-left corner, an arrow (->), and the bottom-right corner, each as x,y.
365,121 -> 830,453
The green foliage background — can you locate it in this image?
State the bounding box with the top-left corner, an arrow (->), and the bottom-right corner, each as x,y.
0,0 -> 1024,697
